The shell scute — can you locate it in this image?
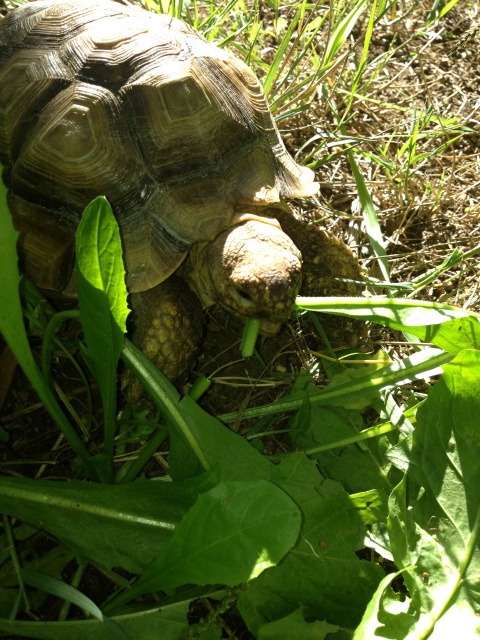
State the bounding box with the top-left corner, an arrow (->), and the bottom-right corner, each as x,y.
0,49 -> 71,167
0,0 -> 318,296
11,82 -> 150,213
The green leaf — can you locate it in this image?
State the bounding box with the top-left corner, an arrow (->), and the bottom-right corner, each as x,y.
221,347 -> 453,424
111,480 -> 301,607
258,606 -> 340,639
0,168 -> 98,480
347,149 -> 390,282
0,600 -> 191,640
22,571 -> 129,640
0,473 -> 217,573
352,568 -> 413,639
295,295 -> 476,327
122,340 -> 211,474
76,196 -> 130,471
349,490 -> 388,525
124,338 -> 272,483
372,349 -> 480,638
291,396 -> 395,494
238,455 -> 384,634
297,295 -> 480,355
171,393 -> 273,481
399,315 -> 480,354
122,340 -> 272,481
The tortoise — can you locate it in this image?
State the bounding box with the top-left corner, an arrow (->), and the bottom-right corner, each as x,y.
0,0 -> 361,391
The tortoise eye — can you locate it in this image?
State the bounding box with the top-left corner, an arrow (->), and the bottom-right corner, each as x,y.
236,287 -> 253,302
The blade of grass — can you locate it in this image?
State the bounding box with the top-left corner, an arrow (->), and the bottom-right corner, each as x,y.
263,5 -> 302,96
22,571 -> 130,640
300,401 -> 422,455
121,339 -> 210,472
343,0 -> 378,119
322,0 -> 366,67
347,148 -> 390,282
220,347 -> 453,423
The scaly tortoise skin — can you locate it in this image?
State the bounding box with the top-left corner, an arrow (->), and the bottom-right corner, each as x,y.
0,0 -> 362,389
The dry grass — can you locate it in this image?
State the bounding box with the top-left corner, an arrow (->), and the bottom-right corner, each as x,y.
185,0 -> 480,418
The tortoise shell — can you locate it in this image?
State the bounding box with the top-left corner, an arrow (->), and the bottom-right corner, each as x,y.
0,0 -> 318,295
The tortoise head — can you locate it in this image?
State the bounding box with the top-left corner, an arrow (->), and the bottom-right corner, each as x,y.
187,215 -> 302,335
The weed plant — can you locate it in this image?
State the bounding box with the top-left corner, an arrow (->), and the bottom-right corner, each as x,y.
1,0 -> 479,638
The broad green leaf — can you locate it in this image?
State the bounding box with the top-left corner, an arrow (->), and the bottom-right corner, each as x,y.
172,393 -> 273,481
76,196 -> 130,470
0,473 -> 217,573
238,455 -> 384,634
397,315 -> 480,354
349,490 -> 388,525
352,569 -> 413,639
122,340 -> 271,481
372,349 -> 480,638
0,170 -> 98,479
382,479 -> 480,638
0,599 -> 191,640
258,606 -> 340,639
290,394 -> 395,494
122,340 -> 211,474
110,480 -> 301,608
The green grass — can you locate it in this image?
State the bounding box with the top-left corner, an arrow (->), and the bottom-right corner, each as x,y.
1,1 -> 480,638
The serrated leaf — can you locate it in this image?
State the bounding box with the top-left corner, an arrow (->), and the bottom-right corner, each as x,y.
112,480 -> 301,607
367,349 -> 480,638
289,375 -> 396,494
238,455 -> 384,634
171,393 -> 273,481
0,473 -> 217,573
122,339 -> 272,482
0,599 -> 191,640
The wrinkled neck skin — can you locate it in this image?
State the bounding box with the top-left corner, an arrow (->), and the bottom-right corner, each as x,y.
183,205 -> 302,336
